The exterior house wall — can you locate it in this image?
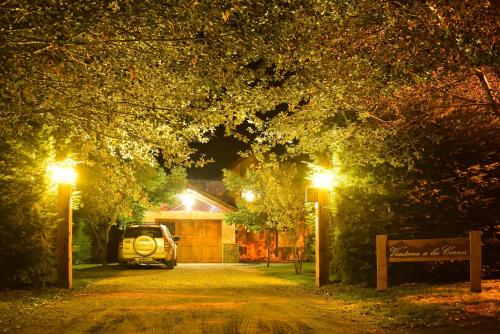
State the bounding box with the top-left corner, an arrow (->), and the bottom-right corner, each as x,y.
144,210 -> 235,246
236,227 -> 308,262
143,197 -> 239,263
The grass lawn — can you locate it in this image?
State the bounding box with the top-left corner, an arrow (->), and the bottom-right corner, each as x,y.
256,262 -> 500,330
253,262 -> 316,285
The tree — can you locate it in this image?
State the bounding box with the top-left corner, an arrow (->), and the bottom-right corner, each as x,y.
134,165 -> 187,207
3,1 -> 496,168
224,159 -> 312,271
76,151 -> 187,265
0,125 -> 58,288
1,0 -> 229,167
76,153 -> 142,266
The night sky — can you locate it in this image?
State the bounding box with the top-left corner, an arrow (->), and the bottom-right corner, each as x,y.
187,126 -> 249,179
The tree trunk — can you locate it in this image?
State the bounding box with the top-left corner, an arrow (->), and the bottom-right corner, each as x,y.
292,223 -> 303,274
101,237 -> 108,266
101,213 -> 117,266
89,220 -> 103,263
475,69 -> 498,113
266,230 -> 271,267
274,231 -> 279,258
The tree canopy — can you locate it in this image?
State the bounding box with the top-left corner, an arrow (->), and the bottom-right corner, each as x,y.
2,1 -> 497,158
1,1 -> 498,284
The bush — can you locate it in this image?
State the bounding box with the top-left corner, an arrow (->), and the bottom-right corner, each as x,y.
73,219 -> 93,264
328,106 -> 499,285
0,126 -> 58,288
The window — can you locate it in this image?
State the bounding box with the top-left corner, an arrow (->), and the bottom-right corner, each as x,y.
155,220 -> 176,235
161,224 -> 172,238
165,223 -> 175,235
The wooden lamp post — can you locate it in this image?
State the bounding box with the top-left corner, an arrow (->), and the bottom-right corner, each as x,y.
48,161 -> 77,289
307,168 -> 336,288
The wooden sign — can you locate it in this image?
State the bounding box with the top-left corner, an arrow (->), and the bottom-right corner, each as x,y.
388,237 -> 469,262
376,231 -> 482,292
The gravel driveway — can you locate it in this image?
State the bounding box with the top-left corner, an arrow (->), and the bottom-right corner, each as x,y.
0,264 -> 379,334
2,264 -> 497,334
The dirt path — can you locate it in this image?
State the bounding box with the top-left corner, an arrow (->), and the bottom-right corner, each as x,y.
0,264 -> 498,333
2,264 -> 380,333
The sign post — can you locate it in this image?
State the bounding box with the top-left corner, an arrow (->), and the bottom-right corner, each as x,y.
376,231 -> 482,292
469,231 -> 482,292
376,234 -> 388,291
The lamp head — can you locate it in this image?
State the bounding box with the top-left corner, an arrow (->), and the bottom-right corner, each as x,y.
48,160 -> 77,185
310,168 -> 339,190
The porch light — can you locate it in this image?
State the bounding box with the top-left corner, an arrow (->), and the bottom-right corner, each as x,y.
242,189 -> 256,202
180,190 -> 196,211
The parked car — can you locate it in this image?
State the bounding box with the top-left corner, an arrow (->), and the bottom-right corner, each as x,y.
118,223 -> 179,268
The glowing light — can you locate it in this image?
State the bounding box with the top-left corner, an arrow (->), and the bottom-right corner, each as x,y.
48,160 -> 77,185
179,190 -> 196,211
310,168 -> 339,190
242,189 -> 256,202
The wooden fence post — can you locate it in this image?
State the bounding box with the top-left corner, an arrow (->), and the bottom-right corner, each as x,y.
376,234 -> 388,291
469,231 -> 482,292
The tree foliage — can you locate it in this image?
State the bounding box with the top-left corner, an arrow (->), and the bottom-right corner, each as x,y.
1,1 -> 498,284
76,152 -> 186,265
0,125 -> 57,287
224,160 -> 312,271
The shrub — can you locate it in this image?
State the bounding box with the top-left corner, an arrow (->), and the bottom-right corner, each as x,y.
0,126 -> 58,288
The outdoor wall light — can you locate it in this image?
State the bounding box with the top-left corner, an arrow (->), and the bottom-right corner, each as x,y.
180,190 -> 196,211
241,189 -> 256,202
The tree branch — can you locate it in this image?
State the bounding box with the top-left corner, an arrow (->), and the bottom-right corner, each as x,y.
475,69 -> 498,114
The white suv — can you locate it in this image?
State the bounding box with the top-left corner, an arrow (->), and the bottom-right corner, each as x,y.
118,224 -> 179,268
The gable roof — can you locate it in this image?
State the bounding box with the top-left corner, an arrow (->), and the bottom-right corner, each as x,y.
160,185 -> 236,213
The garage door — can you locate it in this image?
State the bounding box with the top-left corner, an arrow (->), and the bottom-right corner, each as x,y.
174,220 -> 222,263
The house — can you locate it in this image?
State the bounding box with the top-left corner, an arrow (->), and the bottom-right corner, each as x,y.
143,158 -> 308,263
143,183 -> 240,263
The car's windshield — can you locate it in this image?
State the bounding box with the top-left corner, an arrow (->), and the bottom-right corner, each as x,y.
124,227 -> 162,238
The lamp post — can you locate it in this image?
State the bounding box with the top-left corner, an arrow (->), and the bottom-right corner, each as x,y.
307,169 -> 336,288
48,161 -> 77,288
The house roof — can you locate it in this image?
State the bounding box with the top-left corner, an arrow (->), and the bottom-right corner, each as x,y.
160,185 -> 236,213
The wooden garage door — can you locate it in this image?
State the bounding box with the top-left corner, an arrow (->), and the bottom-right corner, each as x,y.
175,220 -> 221,263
